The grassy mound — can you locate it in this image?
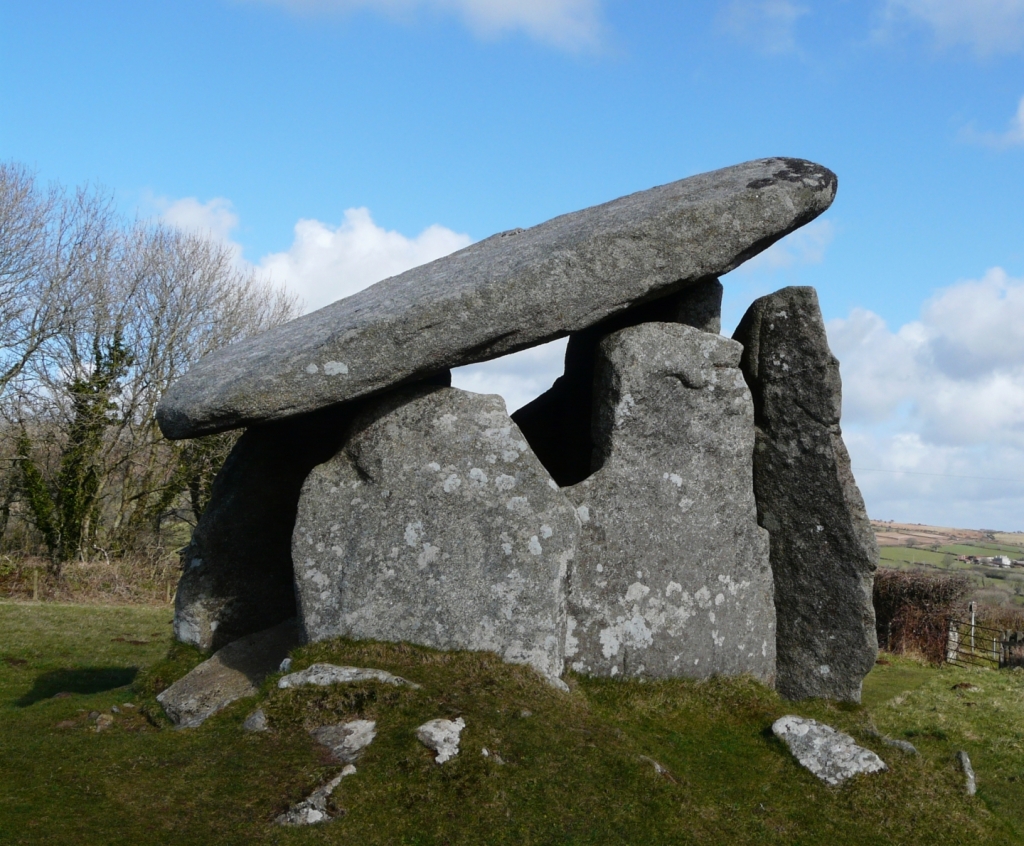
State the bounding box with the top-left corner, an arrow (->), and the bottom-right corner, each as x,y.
1,600 -> 1021,845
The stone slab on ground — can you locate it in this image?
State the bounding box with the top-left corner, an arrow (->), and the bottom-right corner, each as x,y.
277,663 -> 420,689
772,715 -> 886,785
275,766 -> 356,826
157,620 -> 300,727
563,323 -> 775,681
292,386 -> 578,685
157,158 -> 837,439
733,286 -> 877,702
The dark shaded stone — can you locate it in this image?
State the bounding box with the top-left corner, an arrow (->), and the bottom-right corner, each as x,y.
173,404 -> 355,651
157,159 -> 836,439
512,278 -> 723,487
733,286 -> 877,702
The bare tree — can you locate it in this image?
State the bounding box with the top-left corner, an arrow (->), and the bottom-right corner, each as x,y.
1,162 -> 298,570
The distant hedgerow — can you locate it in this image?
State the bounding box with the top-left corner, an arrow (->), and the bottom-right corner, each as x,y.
873,569 -> 970,662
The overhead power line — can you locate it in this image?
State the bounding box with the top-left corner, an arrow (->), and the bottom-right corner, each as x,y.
856,469 -> 1024,481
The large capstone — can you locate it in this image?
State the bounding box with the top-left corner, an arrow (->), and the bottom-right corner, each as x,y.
157,159 -> 837,439
563,323 -> 775,681
292,386 -> 579,685
733,286 -> 878,702
513,277 -> 723,487
174,406 -> 352,650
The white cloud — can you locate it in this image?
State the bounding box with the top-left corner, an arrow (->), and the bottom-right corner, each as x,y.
153,195 -> 246,264
258,208 -> 471,312
242,0 -> 604,50
718,0 -> 809,55
829,268 -> 1024,529
880,0 -> 1024,55
960,95 -> 1024,149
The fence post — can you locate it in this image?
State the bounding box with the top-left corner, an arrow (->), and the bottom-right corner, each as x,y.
946,621 -> 960,663
969,601 -> 976,654
32,568 -> 38,602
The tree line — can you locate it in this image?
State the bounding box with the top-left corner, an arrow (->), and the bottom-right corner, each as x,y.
0,162 -> 298,575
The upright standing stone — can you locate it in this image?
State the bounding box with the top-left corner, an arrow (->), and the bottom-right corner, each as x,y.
733,286 -> 877,702
563,323 -> 775,681
513,278 -> 723,487
157,158 -> 837,439
292,386 -> 579,685
173,406 -> 350,650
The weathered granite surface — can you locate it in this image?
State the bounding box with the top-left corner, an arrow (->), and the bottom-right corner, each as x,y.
157,620 -> 300,727
513,278 -> 723,487
157,158 -> 837,439
563,323 -> 775,680
292,386 -> 579,685
772,715 -> 886,785
733,286 -> 877,702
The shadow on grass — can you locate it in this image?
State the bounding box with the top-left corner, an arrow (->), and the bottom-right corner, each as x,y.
16,666 -> 138,706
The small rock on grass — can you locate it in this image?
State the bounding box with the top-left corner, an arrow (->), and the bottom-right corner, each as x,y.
243,709 -> 268,732
957,750 -> 977,796
310,720 -> 377,764
95,714 -> 114,732
417,717 -> 466,764
275,765 -> 357,827
277,664 -> 420,690
772,715 -> 886,785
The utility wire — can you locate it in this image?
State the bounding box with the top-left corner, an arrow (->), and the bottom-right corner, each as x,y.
854,467 -> 1023,483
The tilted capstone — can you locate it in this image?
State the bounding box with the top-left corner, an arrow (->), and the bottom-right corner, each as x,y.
292,385 -> 579,685
562,322 -> 776,681
157,158 -> 837,439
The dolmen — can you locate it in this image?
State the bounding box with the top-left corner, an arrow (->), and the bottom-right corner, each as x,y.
157,157 -> 878,701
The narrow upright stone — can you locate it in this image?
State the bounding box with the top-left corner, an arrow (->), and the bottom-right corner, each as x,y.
733,286 -> 877,702
563,323 -> 775,681
292,386 -> 579,685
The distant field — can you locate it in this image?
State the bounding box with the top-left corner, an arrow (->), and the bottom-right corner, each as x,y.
873,521 -> 1024,609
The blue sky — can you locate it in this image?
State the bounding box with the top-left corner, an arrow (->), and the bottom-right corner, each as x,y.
2,1 -> 1024,529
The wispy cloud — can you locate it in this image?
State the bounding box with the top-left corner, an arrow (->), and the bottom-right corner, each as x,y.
238,0 -> 605,51
960,95 -> 1024,149
718,0 -> 809,55
829,267 -> 1024,529
879,0 -> 1024,56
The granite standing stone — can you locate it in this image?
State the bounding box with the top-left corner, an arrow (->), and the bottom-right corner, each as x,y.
733,287 -> 878,702
173,405 -> 353,651
157,158 -> 837,439
292,386 -> 579,685
513,277 -> 723,487
563,323 -> 775,681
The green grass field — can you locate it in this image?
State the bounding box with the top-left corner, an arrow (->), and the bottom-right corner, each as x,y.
2,600 -> 1022,845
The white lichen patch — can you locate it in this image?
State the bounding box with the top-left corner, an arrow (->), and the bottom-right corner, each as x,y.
323,361 -> 349,376
442,474 -> 461,492
494,474 -> 516,491
528,536 -> 542,556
